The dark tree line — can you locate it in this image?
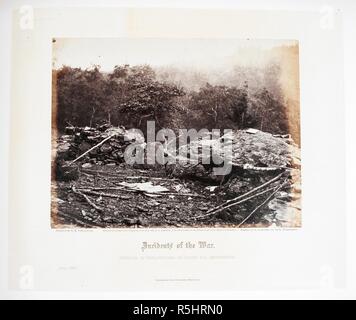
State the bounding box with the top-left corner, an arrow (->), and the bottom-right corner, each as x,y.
54,64 -> 290,139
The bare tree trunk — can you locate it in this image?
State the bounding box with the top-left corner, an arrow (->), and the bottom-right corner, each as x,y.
89,106 -> 96,127
213,104 -> 218,127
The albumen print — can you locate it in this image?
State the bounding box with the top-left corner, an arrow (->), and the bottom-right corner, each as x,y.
51,38 -> 301,228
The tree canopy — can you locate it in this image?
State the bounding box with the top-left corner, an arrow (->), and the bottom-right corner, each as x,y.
54,64 -> 293,142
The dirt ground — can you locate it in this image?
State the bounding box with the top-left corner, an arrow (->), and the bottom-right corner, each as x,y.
51,163 -> 293,229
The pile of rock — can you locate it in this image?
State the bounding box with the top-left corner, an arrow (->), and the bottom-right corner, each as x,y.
167,128 -> 301,181
56,124 -> 130,165
166,128 -> 302,227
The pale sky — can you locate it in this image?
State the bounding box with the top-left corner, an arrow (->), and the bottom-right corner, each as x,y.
52,38 -> 298,71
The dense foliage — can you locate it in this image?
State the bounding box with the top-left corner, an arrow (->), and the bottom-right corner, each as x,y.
54,64 -> 296,142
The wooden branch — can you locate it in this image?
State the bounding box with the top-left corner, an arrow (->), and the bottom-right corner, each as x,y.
125,176 -> 180,181
71,186 -> 103,213
194,186 -> 275,220
206,172 -> 284,214
153,192 -> 206,198
69,133 -> 116,165
78,186 -> 126,191
82,169 -> 179,181
76,189 -> 128,198
77,187 -> 205,199
237,180 -> 288,228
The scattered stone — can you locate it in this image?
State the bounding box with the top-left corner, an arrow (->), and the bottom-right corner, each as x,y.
56,125 -> 129,167
263,214 -> 275,223
169,129 -> 296,181
199,206 -> 209,211
137,217 -> 149,226
55,163 -> 79,181
268,198 -> 288,213
102,216 -> 118,223
123,218 -> 138,226
276,191 -> 291,201
291,157 -> 301,169
245,128 -> 259,134
119,195 -> 132,200
147,200 -> 160,207
173,184 -> 191,193
137,206 -> 149,212
233,214 -> 245,221
55,126 -> 302,228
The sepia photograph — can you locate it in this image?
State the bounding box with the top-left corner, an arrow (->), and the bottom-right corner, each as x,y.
51,38 -> 301,229
3,1 -> 352,300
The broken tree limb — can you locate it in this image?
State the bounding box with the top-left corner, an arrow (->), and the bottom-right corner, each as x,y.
230,162 -> 285,171
81,169 -> 180,181
77,187 -> 206,199
152,192 -> 206,198
69,133 -> 116,165
206,172 -> 284,214
77,189 -> 127,198
237,180 -> 288,228
71,186 -> 103,213
125,176 -> 180,181
78,186 -> 126,191
194,186 -> 276,220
